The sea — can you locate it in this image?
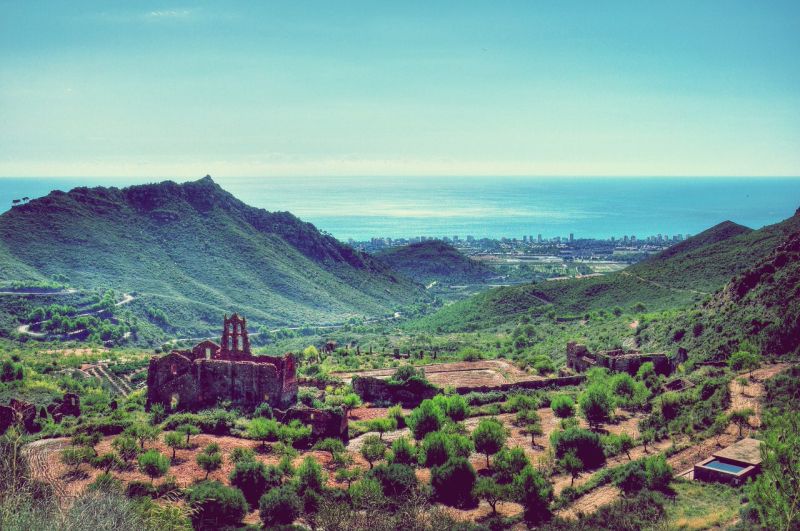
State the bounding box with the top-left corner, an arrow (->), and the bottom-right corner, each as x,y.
2,176 -> 799,242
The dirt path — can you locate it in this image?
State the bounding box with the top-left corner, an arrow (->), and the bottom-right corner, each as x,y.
23,438 -> 71,502
620,271 -> 709,296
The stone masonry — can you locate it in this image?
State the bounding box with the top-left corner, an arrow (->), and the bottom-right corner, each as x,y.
566,341 -> 682,375
146,314 -> 298,411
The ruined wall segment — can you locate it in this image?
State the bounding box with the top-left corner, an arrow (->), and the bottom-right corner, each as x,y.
146,314 -> 298,411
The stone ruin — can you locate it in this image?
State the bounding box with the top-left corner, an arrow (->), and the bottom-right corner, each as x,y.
146,313 -> 298,411
566,341 -> 685,376
0,393 -> 80,435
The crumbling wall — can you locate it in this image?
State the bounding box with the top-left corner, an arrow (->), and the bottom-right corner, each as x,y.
352,376 -> 438,407
281,405 -> 348,443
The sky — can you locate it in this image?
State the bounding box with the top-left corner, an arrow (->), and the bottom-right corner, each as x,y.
1,1 -> 799,178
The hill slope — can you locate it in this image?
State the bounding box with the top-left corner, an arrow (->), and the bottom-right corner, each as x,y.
639,211 -> 800,360
407,212 -> 800,332
0,176 -> 424,335
375,240 -> 494,285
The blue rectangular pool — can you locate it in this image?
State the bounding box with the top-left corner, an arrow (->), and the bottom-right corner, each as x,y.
703,460 -> 747,474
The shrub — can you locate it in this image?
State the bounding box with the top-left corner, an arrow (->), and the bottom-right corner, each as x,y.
492,446 -> 531,484
459,347 -> 483,362
253,402 -> 274,419
406,399 -> 446,440
259,484 -> 301,526
366,417 -> 398,439
137,450 -> 170,484
550,427 -> 605,469
551,394 -> 576,418
419,431 -> 473,467
472,417 -> 507,468
389,436 -> 417,466
613,455 -> 672,495
366,463 -> 418,500
514,465 -> 552,525
196,444 -> 223,479
187,480 -> 248,530
297,455 -> 325,494
360,434 -> 386,469
229,459 -> 281,508
431,457 -> 477,508
230,446 -> 256,464
313,437 -> 346,458
87,472 -> 123,494
433,394 -> 470,421
126,480 -> 156,498
579,384 -> 614,428
387,404 -> 406,428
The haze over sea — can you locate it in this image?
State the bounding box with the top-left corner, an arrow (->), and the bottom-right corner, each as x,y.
2,176 -> 799,242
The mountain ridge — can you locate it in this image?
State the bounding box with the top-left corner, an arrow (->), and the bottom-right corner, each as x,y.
0,176 -> 425,335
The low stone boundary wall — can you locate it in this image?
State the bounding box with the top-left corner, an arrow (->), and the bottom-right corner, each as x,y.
453,375 -> 586,395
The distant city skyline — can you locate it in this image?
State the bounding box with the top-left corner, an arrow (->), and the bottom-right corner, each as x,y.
1,2 -> 799,177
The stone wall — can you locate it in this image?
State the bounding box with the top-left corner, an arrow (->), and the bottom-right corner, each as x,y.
566,341 -> 676,376
453,375 -> 586,395
352,376 -> 438,407
280,406 -> 349,443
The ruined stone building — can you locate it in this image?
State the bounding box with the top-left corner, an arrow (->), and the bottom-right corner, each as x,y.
146,314 -> 298,411
566,341 -> 684,375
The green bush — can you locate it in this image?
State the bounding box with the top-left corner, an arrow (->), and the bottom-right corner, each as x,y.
550,427 -> 605,469
366,463 -> 418,500
229,459 -> 281,508
492,446 -> 531,484
406,399 -> 446,440
551,394 -> 576,418
431,457 -> 477,508
579,384 -> 614,428
433,394 -> 470,421
260,484 -> 301,527
389,436 -> 417,466
137,450 -> 170,483
514,465 -> 553,525
472,418 -> 507,468
297,456 -> 325,494
187,480 -> 248,530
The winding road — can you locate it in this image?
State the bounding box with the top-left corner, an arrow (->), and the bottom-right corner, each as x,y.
15,292 -> 135,338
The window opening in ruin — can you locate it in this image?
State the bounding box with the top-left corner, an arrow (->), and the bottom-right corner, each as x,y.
170,393 -> 180,411
205,347 -> 211,360
171,364 -> 177,375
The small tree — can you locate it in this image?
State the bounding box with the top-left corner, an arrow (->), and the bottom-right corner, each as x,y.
247,417 -> 277,449
472,417 -> 507,468
618,432 -> 635,460
558,449 -> 583,486
579,384 -> 614,429
360,434 -> 386,469
138,449 -> 170,485
516,408 -> 543,447
406,399 -> 445,440
342,393 -> 362,419
728,350 -> 760,379
187,480 -> 248,529
127,422 -> 160,450
640,429 -> 655,453
196,444 -> 223,479
178,424 -> 200,446
368,417 -> 398,440
111,434 -> 139,464
61,446 -> 92,475
335,467 -> 363,488
729,408 -> 755,438
164,431 -> 184,460
493,447 -> 531,484
473,476 -> 508,515
313,437 -> 346,460
91,452 -> 122,474
711,413 -> 730,447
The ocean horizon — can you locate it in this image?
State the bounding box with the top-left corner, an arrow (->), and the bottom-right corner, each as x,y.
2,176 -> 799,241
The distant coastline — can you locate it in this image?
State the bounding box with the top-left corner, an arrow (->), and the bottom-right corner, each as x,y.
2,176 -> 799,241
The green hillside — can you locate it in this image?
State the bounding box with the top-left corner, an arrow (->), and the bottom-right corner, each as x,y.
638,213 -> 800,360
407,211 -> 800,333
0,176 -> 425,336
375,240 -> 494,285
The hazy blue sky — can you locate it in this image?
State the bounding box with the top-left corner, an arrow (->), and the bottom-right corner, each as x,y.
1,1 -> 799,177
